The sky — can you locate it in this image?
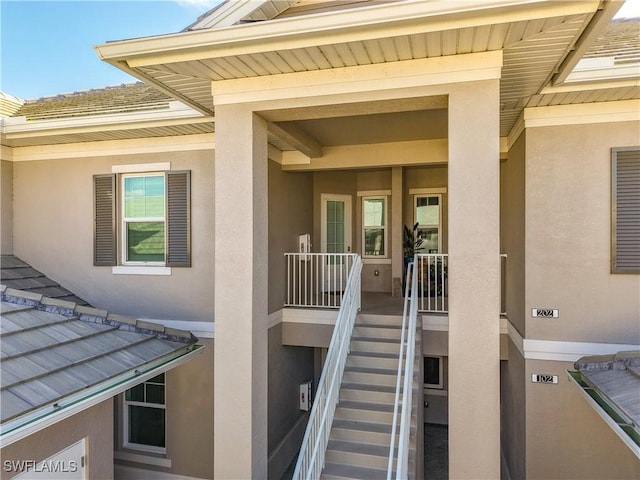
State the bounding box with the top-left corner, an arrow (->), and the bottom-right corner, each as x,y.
0,0 -> 222,99
1,0 -> 639,101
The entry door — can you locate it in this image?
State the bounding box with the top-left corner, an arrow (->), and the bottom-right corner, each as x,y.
321,194 -> 352,292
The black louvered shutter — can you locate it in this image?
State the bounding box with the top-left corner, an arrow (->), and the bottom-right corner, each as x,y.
612,147 -> 640,273
94,174 -> 116,266
166,170 -> 191,267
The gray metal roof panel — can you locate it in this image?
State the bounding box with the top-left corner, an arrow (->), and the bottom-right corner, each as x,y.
0,282 -> 198,426
0,391 -> 35,420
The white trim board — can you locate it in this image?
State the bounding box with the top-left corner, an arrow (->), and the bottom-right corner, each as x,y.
524,99 -> 640,128
10,133 -> 215,162
141,318 -> 215,339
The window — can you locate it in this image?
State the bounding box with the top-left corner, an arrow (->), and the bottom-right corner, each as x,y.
124,374 -> 166,453
93,169 -> 191,268
424,356 -> 443,389
415,195 -> 441,253
362,196 -> 387,257
611,147 -> 640,273
123,173 -> 165,264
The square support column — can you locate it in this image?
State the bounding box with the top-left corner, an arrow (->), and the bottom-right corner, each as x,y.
448,79 -> 501,479
213,104 -> 269,479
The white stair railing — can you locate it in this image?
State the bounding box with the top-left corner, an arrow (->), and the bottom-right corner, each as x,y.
292,255 -> 363,480
388,256 -> 419,479
285,253 -> 357,309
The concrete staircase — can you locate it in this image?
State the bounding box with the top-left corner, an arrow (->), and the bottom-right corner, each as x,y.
321,314 -> 421,480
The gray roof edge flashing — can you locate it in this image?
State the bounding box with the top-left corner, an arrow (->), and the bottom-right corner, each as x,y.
1,285 -> 197,344
0,344 -> 205,448
567,369 -> 640,458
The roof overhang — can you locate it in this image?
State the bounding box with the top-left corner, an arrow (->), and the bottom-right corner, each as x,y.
95,0 -> 613,142
0,343 -> 205,448
1,101 -> 214,148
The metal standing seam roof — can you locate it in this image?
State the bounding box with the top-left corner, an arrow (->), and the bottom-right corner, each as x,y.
1,255 -> 90,306
0,284 -> 200,437
568,351 -> 640,458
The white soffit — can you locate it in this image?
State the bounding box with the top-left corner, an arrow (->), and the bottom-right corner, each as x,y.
96,0 -> 602,137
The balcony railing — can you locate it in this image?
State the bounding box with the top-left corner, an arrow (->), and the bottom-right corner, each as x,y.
285,253 -> 358,309
416,254 -> 507,315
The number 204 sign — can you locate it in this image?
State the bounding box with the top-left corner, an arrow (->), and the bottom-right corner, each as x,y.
531,308 -> 559,318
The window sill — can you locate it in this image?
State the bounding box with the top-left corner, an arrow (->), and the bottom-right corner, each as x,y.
112,266 -> 172,276
115,450 -> 171,468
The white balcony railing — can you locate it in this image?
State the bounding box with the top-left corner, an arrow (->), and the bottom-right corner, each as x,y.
416,254 -> 507,315
285,253 -> 358,309
292,255 -> 363,480
415,254 -> 448,313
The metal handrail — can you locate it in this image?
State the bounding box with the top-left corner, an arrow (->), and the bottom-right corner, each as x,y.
388,256 -> 419,479
292,255 -> 362,480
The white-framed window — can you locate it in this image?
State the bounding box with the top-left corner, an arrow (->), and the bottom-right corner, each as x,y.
414,194 -> 441,253
123,373 -> 166,454
122,173 -> 166,265
362,196 -> 387,258
424,356 -> 443,389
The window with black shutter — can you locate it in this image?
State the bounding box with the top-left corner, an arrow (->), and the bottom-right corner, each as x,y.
611,147 -> 640,274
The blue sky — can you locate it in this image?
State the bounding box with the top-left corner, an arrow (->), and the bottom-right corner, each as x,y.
0,0 -> 221,99
1,0 -> 638,100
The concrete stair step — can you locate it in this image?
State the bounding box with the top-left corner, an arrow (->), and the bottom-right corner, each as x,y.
355,314 -> 403,326
353,324 -> 403,340
325,439 -> 392,470
335,400 -> 399,423
346,352 -> 400,370
321,462 -> 388,480
350,337 -> 401,355
330,418 -> 395,445
342,367 -> 400,387
339,382 -> 397,404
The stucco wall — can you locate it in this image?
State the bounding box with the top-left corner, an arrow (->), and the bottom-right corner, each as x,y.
267,322 -> 314,479
501,132 -> 526,336
1,399 -> 113,480
525,122 -> 640,344
1,159 -> 13,254
500,341 -> 526,480
268,160 -> 313,312
11,150 -> 215,323
525,358 -> 639,480
114,339 -> 215,479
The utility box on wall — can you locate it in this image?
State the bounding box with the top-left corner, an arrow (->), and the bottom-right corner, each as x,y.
299,234 -> 311,260
299,381 -> 312,411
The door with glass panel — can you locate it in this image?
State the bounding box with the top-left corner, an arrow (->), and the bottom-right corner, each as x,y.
321,194 -> 352,292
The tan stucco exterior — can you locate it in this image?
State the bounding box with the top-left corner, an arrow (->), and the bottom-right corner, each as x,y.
11,150 -> 215,323
525,121 -> 640,344
1,400 -> 113,480
1,159 -> 12,254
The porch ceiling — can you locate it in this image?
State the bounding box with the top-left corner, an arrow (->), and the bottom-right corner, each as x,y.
96,0 -> 617,149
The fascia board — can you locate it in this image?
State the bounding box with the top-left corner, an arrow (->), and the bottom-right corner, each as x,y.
188,0 -> 270,29
523,99 -> 640,127
95,0 -> 599,68
540,78 -> 640,94
564,64 -> 640,83
4,102 -> 213,137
